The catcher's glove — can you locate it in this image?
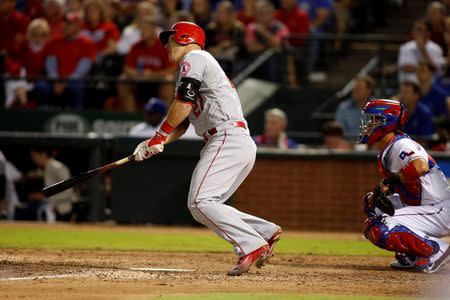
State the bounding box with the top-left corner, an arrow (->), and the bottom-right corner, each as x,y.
371,184 -> 395,216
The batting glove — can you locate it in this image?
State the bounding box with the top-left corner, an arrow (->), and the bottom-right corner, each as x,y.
133,120 -> 174,162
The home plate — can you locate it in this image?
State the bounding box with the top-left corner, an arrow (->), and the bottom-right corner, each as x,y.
129,268 -> 195,273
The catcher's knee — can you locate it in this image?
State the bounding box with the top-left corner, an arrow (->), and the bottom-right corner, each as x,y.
364,217 -> 439,258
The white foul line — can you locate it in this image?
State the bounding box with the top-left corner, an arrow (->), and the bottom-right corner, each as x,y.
0,268 -> 195,281
0,274 -> 81,282
128,268 -> 195,272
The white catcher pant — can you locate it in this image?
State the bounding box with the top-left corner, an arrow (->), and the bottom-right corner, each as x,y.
384,195 -> 450,262
187,127 -> 279,256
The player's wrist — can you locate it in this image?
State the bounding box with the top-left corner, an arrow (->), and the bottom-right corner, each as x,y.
160,120 -> 175,135
148,120 -> 175,146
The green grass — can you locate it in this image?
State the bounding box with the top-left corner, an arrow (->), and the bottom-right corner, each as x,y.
142,293 -> 417,300
0,224 -> 389,256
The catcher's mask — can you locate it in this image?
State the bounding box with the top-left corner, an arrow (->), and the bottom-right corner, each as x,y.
358,99 -> 408,145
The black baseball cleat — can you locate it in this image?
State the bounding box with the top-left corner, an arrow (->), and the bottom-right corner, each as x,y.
390,252 -> 416,269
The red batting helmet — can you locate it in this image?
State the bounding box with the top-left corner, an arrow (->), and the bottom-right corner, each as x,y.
159,22 -> 205,49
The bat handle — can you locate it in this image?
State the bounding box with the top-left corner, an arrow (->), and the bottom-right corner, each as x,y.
128,154 -> 136,162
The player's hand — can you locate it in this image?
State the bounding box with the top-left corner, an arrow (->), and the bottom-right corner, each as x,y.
371,183 -> 395,216
133,132 -> 166,162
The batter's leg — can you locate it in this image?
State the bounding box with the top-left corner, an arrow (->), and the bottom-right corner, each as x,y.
188,132 -> 267,256
225,206 -> 280,241
218,136 -> 280,241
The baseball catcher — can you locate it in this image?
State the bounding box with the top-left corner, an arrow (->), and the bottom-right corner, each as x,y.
360,99 -> 450,273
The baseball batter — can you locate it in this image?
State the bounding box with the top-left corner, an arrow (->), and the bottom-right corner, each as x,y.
133,22 -> 281,276
360,99 -> 450,273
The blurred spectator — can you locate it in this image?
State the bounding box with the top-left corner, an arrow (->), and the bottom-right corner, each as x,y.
0,0 -> 30,56
15,171 -> 56,223
117,16 -> 175,111
298,0 -> 332,32
24,0 -> 45,20
158,0 -> 182,31
80,0 -> 120,59
66,0 -> 83,15
30,147 -> 75,221
43,12 -> 96,109
237,0 -> 256,26
173,9 -> 194,23
4,18 -> 51,108
111,0 -> 140,31
129,97 -> 167,137
205,0 -> 245,76
44,0 -> 65,37
0,150 -> 22,220
253,108 -> 297,149
275,0 -> 309,86
129,97 -> 201,140
242,0 -> 289,82
335,75 -> 375,140
298,0 -> 333,82
444,0 -> 450,16
417,61 -> 449,117
334,0 -> 351,52
427,1 -> 447,54
320,121 -> 353,150
275,0 -> 309,45
434,16 -> 450,94
190,0 -> 211,30
116,1 -> 157,55
429,119 -> 450,152
399,81 -> 435,138
398,19 -> 444,83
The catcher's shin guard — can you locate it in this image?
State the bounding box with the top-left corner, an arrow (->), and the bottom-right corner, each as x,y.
364,217 -> 439,259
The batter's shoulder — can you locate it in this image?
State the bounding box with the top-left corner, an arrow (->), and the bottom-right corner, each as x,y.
184,50 -> 211,61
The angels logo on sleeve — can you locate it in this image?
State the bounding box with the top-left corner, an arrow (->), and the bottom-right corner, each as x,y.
180,61 -> 191,77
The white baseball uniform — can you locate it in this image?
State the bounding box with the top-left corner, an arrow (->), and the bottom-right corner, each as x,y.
378,135 -> 450,262
176,50 -> 279,256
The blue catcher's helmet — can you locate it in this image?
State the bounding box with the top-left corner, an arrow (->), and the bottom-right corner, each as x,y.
358,99 -> 408,145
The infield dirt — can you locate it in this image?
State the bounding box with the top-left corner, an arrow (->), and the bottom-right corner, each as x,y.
0,226 -> 449,300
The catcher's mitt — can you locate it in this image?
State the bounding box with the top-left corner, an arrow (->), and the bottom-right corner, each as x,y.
371,184 -> 395,216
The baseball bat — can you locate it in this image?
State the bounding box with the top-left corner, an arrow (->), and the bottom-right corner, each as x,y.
43,154 -> 136,197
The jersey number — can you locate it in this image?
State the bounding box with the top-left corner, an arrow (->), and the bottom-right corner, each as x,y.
192,95 -> 204,118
